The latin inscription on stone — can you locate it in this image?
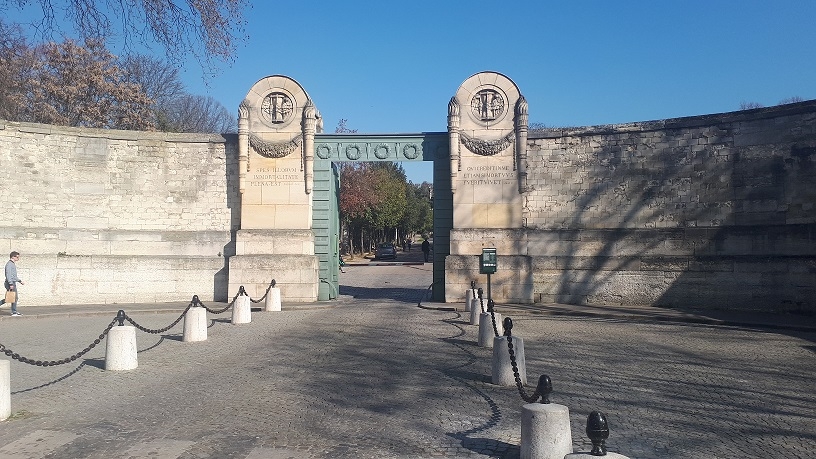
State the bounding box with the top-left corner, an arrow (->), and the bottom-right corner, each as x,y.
461,165 -> 514,185
249,167 -> 300,187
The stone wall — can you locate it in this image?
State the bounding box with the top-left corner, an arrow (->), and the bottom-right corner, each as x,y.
522,101 -> 816,312
0,121 -> 240,306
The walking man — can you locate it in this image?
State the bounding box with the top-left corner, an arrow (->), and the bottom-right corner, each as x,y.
5,251 -> 24,316
421,239 -> 430,263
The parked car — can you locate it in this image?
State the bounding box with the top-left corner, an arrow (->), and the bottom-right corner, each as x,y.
375,242 -> 397,260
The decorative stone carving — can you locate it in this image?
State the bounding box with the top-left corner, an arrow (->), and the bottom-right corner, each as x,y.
402,144 -> 419,159
471,89 -> 505,122
316,144 -> 332,160
374,144 -> 390,159
249,134 -> 303,158
345,144 -> 362,160
459,131 -> 515,156
448,97 -> 461,193
260,92 -> 294,124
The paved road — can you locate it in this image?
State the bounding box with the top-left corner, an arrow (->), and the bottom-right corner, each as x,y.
0,263 -> 814,458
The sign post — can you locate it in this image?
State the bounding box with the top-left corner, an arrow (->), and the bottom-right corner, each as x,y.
479,248 -> 497,301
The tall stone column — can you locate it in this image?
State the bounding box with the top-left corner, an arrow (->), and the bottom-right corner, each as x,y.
448,97 -> 461,194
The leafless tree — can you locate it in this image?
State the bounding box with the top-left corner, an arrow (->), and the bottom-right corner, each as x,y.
739,101 -> 764,110
778,96 -> 804,105
1,0 -> 249,75
163,94 -> 236,133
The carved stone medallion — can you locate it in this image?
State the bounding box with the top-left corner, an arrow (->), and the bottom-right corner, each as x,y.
260,92 -> 294,125
470,89 -> 505,122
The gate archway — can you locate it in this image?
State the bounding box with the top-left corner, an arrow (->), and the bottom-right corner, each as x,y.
312,134 -> 451,301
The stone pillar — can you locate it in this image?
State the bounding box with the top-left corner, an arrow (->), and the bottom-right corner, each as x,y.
492,335 -> 526,386
265,287 -> 282,312
515,96 -> 529,195
232,295 -> 251,324
478,312 -> 502,347
105,326 -> 138,371
448,97 -> 460,194
183,307 -> 207,342
0,360 -> 9,421
520,402 -> 573,459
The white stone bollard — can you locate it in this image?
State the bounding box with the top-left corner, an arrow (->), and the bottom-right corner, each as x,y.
565,453 -> 629,459
183,306 -> 207,342
0,360 -> 9,421
492,335 -> 526,386
105,325 -> 138,371
469,299 -> 481,325
520,402 -> 573,459
464,289 -> 474,312
265,287 -> 281,312
232,294 -> 251,324
478,312 -> 503,347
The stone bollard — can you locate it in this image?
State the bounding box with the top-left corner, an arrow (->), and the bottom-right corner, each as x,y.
564,411 -> 630,459
521,403 -> 573,459
0,360 -> 9,421
232,290 -> 252,324
105,313 -> 138,371
478,312 -> 502,347
183,302 -> 207,342
265,286 -> 281,312
465,288 -> 474,312
492,335 -> 526,385
470,288 -> 483,325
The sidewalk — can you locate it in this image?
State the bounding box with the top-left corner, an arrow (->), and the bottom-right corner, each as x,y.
4,295 -> 815,333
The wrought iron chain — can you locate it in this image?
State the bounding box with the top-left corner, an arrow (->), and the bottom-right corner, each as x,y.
198,292 -> 238,314
505,321 -> 540,403
249,279 -> 276,304
122,302 -> 194,334
488,300 -> 500,337
0,318 -> 117,367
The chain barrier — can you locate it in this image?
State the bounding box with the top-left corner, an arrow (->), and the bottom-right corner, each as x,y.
0,318 -> 118,367
504,317 -> 551,404
197,289 -> 240,314
248,279 -> 276,304
121,302 -> 194,335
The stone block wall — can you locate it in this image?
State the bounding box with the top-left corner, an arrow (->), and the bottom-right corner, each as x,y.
522,101 -> 816,312
0,121 -> 240,306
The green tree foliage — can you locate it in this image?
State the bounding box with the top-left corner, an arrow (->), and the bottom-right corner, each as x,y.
338,161 -> 432,256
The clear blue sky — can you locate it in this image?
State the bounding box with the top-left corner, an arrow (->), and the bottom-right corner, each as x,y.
6,1 -> 816,183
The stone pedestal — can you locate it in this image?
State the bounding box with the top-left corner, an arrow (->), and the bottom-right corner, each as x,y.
478,312 -> 503,347
565,453 -> 629,459
265,287 -> 282,311
520,402 -> 573,459
232,295 -> 252,324
105,326 -> 138,371
183,307 -> 208,342
492,335 -> 526,386
0,360 -> 9,421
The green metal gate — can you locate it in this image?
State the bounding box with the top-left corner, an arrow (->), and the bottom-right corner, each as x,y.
312,133 -> 451,301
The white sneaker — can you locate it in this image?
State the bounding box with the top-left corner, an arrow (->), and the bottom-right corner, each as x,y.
11,312 -> 21,316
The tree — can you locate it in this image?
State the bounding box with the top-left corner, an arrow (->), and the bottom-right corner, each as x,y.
0,20 -> 34,122
1,0 -> 249,75
26,38 -> 155,129
778,97 -> 804,105
335,118 -> 358,133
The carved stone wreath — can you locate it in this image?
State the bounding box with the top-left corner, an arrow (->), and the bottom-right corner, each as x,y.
402,144 -> 420,159
459,131 -> 515,156
345,144 -> 362,160
373,144 -> 390,159
249,134 -> 303,158
316,144 -> 333,160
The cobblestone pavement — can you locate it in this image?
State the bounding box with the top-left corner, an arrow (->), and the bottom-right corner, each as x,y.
0,263 -> 814,458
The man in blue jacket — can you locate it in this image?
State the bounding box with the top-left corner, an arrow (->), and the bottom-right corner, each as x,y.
4,251 -> 25,316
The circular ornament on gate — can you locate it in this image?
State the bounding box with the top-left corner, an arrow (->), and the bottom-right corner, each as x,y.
402,144 -> 420,159
468,87 -> 509,126
345,144 -> 362,160
316,144 -> 332,160
259,91 -> 295,126
373,144 -> 390,160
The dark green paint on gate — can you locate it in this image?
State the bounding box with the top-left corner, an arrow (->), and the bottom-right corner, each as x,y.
312,133 -> 451,301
